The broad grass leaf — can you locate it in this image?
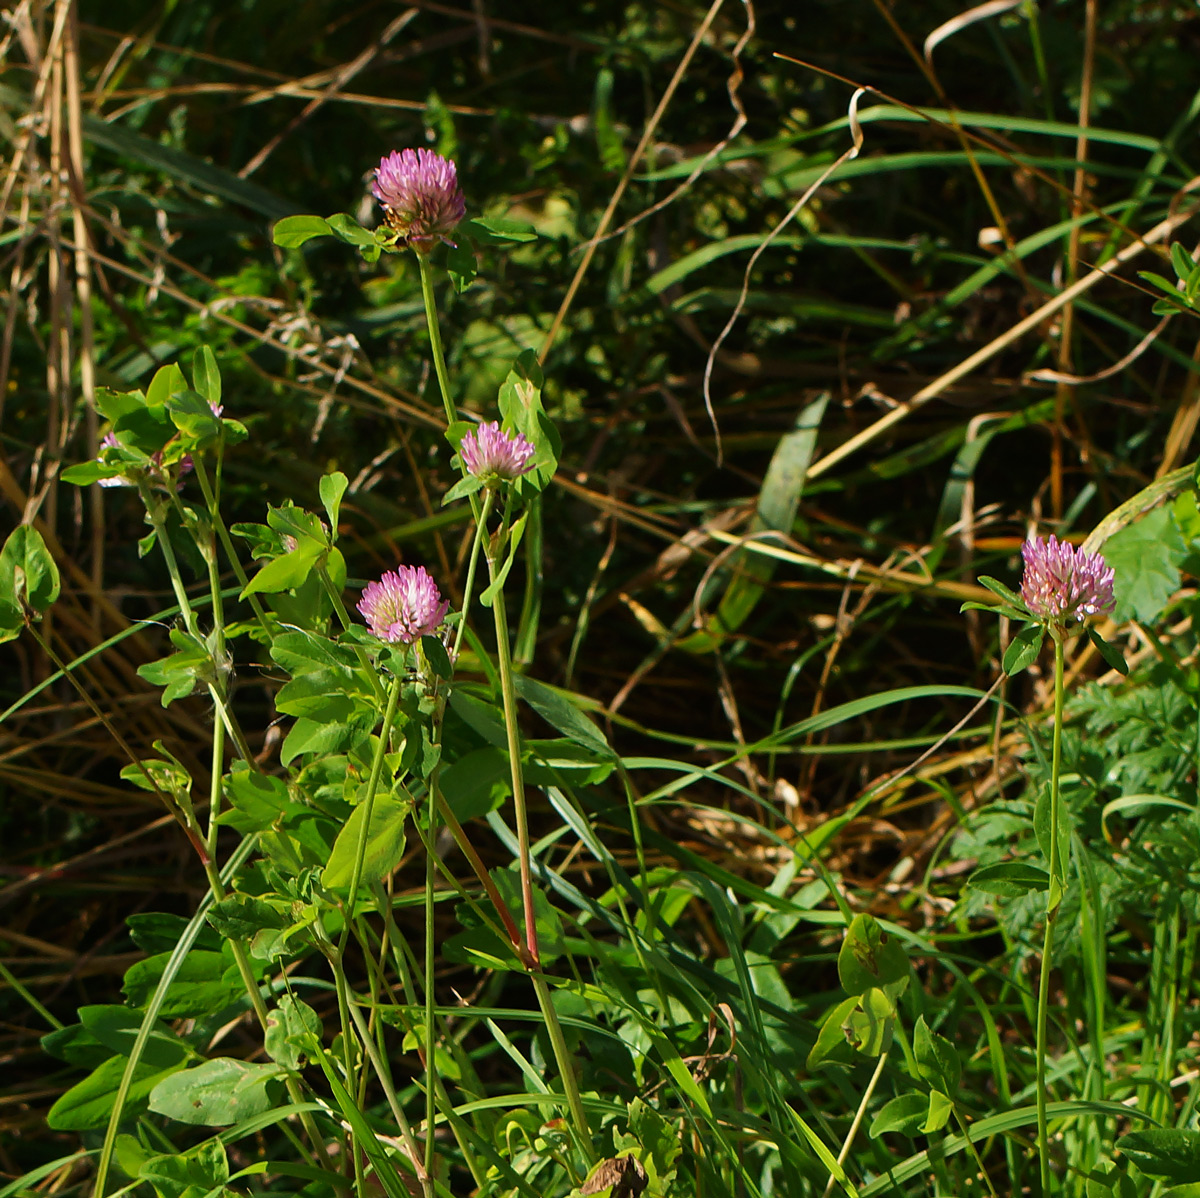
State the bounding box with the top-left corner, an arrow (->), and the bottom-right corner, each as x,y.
0,525 -> 60,623
1117,1129 -> 1200,1183
921,1089 -> 953,1134
149,1058 -> 283,1126
84,115 -> 295,218
440,747 -> 509,822
77,1007 -> 191,1070
206,896 -> 288,942
967,861 -> 1049,897
838,913 -> 908,996
869,1093 -> 927,1139
683,394 -> 827,652
47,1055 -> 185,1131
241,542 -> 323,598
272,215 -> 333,247
1103,506 -> 1185,623
914,1016 -> 961,1093
806,995 -> 858,1071
138,1138 -> 228,1198
264,996 -> 322,1071
122,950 -> 244,1019
321,793 -> 409,893
513,674 -> 613,758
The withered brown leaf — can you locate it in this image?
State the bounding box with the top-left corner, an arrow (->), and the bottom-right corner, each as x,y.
579,1156 -> 648,1198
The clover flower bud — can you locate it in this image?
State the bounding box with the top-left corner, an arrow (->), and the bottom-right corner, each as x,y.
459,421 -> 535,482
97,432 -> 129,488
372,148 -> 466,253
358,565 -> 449,644
1020,534 -> 1115,626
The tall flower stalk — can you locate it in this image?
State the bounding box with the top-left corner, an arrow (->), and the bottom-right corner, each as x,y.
1011,534 -> 1116,1195
386,147 -> 593,1159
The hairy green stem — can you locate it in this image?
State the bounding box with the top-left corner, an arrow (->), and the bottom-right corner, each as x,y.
424,765 -> 440,1183
344,981 -> 431,1197
489,584 -> 538,968
318,563 -> 387,703
486,561 -> 592,1154
199,853 -> 330,1172
338,673 -> 404,957
328,950 -> 369,1198
191,456 -> 272,634
417,252 -> 458,428
1036,633 -> 1066,1196
138,482 -> 255,765
452,489 -> 493,663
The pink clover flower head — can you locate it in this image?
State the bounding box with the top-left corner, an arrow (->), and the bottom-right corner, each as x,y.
459,421 -> 535,482
372,148 -> 466,253
358,565 -> 449,644
1019,534 -> 1115,626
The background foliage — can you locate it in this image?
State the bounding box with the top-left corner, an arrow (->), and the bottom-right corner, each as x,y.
5,1 -> 1200,1195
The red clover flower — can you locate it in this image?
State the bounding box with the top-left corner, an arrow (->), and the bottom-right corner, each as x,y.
372,149 -> 466,253
1020,534 -> 1115,627
358,565 -> 449,644
459,421 -> 535,483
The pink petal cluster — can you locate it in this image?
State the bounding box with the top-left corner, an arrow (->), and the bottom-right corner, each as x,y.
1020,534 -> 1115,625
358,565 -> 449,644
459,421 -> 535,482
372,148 -> 466,253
